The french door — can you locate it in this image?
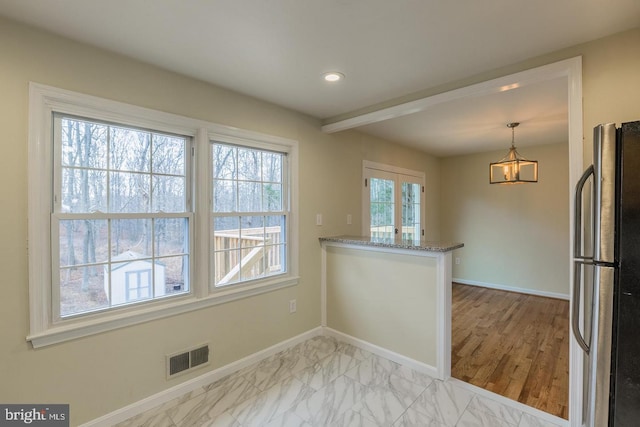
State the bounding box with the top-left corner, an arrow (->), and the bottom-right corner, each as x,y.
363,162 -> 424,240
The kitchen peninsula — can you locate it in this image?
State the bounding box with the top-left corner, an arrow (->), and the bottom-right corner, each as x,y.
319,235 -> 463,379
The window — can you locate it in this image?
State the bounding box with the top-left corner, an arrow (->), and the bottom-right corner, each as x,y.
212,143 -> 288,287
363,161 -> 425,240
53,115 -> 191,319
27,83 -> 298,347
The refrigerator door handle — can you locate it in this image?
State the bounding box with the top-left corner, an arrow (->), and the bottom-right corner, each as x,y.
572,260 -> 591,354
572,164 -> 594,355
574,164 -> 594,260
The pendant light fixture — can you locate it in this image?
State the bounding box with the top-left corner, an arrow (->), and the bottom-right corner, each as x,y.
489,122 -> 538,184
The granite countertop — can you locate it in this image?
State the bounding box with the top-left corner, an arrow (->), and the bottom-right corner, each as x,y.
319,235 -> 464,253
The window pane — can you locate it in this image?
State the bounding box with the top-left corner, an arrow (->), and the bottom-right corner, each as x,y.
153,134 -> 185,175
59,220 -> 108,268
213,179 -> 236,213
264,183 -> 282,211
155,218 -> 188,257
265,215 -> 285,275
152,175 -> 185,212
110,126 -> 150,173
213,216 -> 239,239
237,147 -> 261,181
61,168 -> 107,213
370,177 -> 394,239
265,215 -> 285,245
264,244 -> 286,275
111,219 -> 152,259
239,246 -> 266,281
60,264 -> 108,317
401,182 -> 421,240
109,171 -> 150,213
213,216 -> 239,286
159,255 -> 189,295
262,152 -> 282,183
213,144 -> 236,180
238,181 -> 262,212
60,118 -> 108,169
240,215 -> 265,247
214,249 -> 240,286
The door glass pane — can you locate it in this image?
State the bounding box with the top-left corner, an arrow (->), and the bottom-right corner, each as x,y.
370,178 -> 394,239
402,182 -> 421,240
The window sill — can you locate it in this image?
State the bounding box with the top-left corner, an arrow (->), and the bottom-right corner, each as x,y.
27,276 -> 299,348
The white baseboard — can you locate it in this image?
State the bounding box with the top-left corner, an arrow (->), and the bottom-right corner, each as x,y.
323,327 -> 439,379
453,278 -> 569,300
79,327 -> 323,427
82,325 -> 569,427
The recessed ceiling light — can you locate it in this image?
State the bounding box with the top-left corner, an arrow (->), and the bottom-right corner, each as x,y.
323,72 -> 344,82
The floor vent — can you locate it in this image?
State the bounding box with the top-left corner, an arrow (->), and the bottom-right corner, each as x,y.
167,344 -> 210,378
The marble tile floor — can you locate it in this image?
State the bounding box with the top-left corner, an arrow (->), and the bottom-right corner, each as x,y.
115,336 -> 565,427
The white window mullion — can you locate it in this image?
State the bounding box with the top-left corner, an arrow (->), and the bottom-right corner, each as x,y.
195,128 -> 210,299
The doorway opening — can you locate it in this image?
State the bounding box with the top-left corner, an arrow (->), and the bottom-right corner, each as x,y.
451,283 -> 570,418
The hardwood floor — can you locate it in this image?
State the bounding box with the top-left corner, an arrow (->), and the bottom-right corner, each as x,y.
451,283 -> 569,419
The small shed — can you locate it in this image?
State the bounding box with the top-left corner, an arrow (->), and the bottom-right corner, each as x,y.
104,251 -> 166,305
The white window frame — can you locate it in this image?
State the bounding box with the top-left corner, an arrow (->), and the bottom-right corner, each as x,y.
51,113 -> 194,321
209,138 -> 291,290
27,83 -> 299,348
362,160 -> 426,238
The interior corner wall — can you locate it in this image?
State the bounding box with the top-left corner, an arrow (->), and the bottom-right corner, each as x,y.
440,143 -> 570,296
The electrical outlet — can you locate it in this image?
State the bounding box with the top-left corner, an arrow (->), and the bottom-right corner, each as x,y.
316,214 -> 322,226
455,257 -> 461,265
347,214 -> 352,225
289,299 -> 297,314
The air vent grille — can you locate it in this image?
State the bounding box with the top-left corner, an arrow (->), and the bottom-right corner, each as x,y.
167,343 -> 210,378
169,352 -> 190,376
190,346 -> 209,368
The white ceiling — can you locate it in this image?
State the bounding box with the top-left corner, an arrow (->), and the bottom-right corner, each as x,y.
357,77 -> 569,157
1,0 -> 638,156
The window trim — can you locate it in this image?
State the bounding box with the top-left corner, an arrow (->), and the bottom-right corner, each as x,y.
27,83 -> 299,348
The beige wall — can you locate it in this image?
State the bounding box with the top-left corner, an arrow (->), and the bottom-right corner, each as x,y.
0,17 -> 440,424
326,246 -> 438,365
580,28 -> 640,164
441,143 -> 570,296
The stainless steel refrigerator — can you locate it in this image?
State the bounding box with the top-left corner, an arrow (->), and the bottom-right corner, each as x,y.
573,121 -> 640,427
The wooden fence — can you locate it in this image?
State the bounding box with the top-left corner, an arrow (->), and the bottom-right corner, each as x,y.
213,226 -> 283,285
